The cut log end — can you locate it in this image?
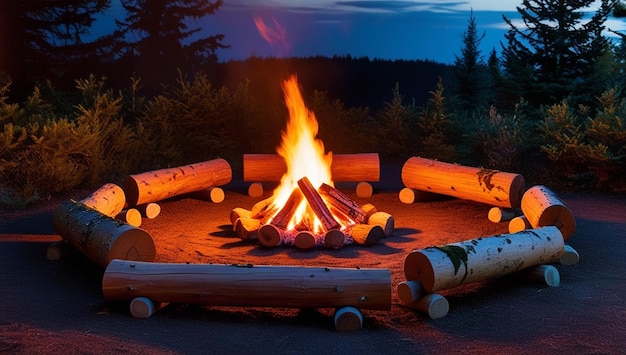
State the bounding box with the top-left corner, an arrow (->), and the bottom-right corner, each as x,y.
324,229 -> 345,249
137,203 -> 161,219
398,187 -> 416,204
403,250 -> 436,292
294,231 -> 317,250
258,224 -> 283,247
355,182 -> 373,198
350,224 -> 384,245
560,245 -> 580,265
419,294 -> 449,319
116,209 -> 142,227
130,297 -> 167,318
334,306 -> 363,332
108,228 -> 156,263
367,212 -> 394,237
248,182 -> 264,198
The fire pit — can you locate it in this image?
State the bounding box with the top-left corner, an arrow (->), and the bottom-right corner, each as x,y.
230,75 -> 394,249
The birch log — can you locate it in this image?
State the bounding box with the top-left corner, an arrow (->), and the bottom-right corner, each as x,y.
79,183 -> 126,217
52,201 -> 155,268
243,153 -> 380,182
403,226 -> 565,293
102,259 -> 391,311
401,156 -> 525,208
123,158 -> 232,206
520,185 -> 576,240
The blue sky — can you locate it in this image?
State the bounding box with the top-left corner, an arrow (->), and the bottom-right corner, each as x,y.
98,0 -> 625,64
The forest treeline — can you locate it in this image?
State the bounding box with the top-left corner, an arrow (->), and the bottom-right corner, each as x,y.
1,0 -> 626,207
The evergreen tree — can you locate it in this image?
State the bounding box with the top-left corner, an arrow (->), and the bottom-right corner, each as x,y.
501,0 -> 615,108
453,10 -> 486,113
0,1 -> 112,93
116,0 -> 227,89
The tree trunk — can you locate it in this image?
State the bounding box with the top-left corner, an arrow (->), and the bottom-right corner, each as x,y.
123,158 -> 232,206
52,201 -> 155,268
79,183 -> 126,217
401,156 -> 525,208
102,259 -> 391,311
243,153 -> 380,182
520,185 -> 576,240
403,226 -> 565,293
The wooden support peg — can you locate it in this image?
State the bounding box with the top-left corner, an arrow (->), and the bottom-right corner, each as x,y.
356,181 -> 373,198
248,182 -> 264,198
560,244 -> 580,265
334,306 -> 363,332
130,297 -> 168,318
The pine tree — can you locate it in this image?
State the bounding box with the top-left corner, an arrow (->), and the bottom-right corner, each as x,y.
116,0 -> 227,89
453,10 -> 486,113
0,1 -> 112,93
501,0 -> 615,107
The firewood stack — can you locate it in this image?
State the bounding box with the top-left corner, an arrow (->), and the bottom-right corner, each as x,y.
230,177 -> 394,249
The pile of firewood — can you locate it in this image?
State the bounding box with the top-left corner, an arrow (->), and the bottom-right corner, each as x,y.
230,176 -> 394,249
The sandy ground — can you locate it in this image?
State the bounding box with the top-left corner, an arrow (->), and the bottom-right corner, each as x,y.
1,164 -> 625,354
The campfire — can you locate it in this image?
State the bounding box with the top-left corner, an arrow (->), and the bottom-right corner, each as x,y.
230,75 -> 394,249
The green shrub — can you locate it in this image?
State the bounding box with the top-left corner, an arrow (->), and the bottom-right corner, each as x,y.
469,101 -> 533,172
540,88 -> 626,191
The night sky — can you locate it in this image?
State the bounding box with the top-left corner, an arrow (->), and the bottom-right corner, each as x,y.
95,0 -> 624,64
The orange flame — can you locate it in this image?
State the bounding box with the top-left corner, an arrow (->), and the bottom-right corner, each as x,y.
254,16 -> 291,56
269,75 -> 333,232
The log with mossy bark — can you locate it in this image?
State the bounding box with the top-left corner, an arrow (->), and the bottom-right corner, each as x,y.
123,158 -> 232,206
242,153 -> 380,182
403,226 -> 565,293
52,200 -> 156,268
401,156 -> 525,208
102,259 -> 392,311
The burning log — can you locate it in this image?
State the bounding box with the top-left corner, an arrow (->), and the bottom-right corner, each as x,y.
294,230 -> 317,249
268,188 -> 304,229
243,153 -> 380,182
397,280 -> 449,319
403,226 -> 565,293
488,207 -> 522,223
250,197 -> 273,219
234,218 -> 261,240
52,201 -> 155,268
230,207 -> 252,226
367,212 -> 394,237
102,259 -> 392,311
508,215 -> 532,233
297,177 -> 340,232
258,224 -> 284,247
318,183 -> 366,223
520,185 -> 576,240
324,229 -> 345,249
115,208 -> 142,227
79,183 -> 126,217
123,158 -> 232,206
136,203 -> 161,219
350,224 -> 384,246
361,203 -> 378,220
401,156 -> 525,208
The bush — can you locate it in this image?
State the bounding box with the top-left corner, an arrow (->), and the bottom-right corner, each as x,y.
540,88 -> 626,191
